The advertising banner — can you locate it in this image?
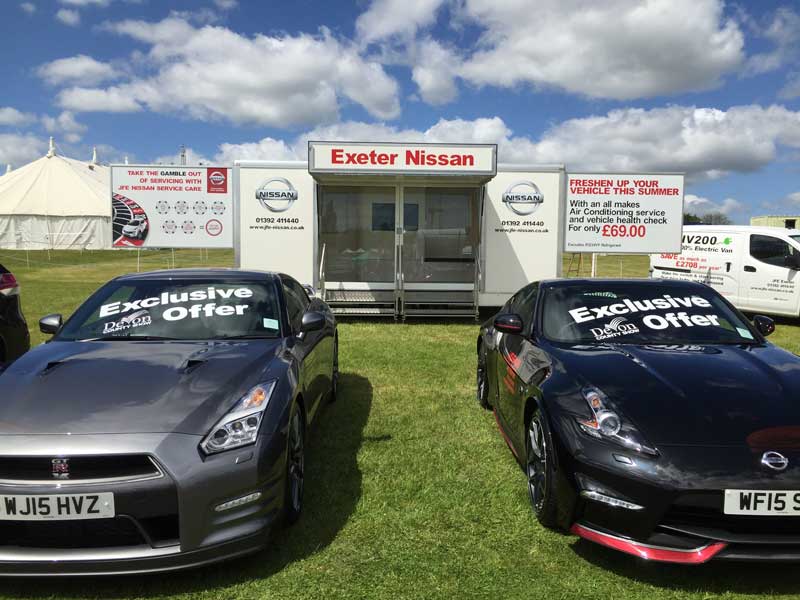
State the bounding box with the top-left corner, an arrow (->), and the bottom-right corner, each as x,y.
564,173 -> 684,253
236,164 -> 316,285
111,165 -> 233,248
482,169 -> 563,304
309,142 -> 496,176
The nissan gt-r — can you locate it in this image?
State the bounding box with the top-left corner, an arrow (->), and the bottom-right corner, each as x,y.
0,268 -> 338,575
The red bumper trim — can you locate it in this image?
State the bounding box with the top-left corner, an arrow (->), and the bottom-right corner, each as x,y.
570,523 -> 727,564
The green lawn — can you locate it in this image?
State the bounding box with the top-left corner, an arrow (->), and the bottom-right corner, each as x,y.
1,250 -> 799,598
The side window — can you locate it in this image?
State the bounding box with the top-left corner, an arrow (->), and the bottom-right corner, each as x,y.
513,283 -> 539,333
750,235 -> 795,267
281,277 -> 310,332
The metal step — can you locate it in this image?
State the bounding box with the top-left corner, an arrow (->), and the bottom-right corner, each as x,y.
403,308 -> 477,318
331,306 -> 396,316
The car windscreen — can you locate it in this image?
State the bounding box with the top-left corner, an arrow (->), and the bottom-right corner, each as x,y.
541,282 -> 757,345
57,278 -> 282,341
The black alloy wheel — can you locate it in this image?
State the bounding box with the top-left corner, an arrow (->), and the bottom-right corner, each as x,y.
284,408 -> 305,524
330,334 -> 339,403
477,345 -> 490,410
526,408 -> 558,528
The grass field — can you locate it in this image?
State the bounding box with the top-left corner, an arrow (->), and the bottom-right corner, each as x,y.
1,249 -> 800,599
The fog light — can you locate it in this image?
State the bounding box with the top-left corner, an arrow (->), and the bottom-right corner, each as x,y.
214,492 -> 262,512
575,473 -> 644,511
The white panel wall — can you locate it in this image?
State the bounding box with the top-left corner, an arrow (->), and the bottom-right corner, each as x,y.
481,168 -> 564,306
236,164 -> 316,286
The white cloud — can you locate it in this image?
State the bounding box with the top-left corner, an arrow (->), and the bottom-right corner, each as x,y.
208,105 -> 800,183
787,192 -> 800,204
59,0 -> 110,6
57,86 -> 142,112
456,0 -> 744,101
780,72 -> 800,99
56,8 -> 80,26
743,7 -> 800,75
685,194 -> 744,216
213,0 -> 237,9
41,111 -> 88,143
356,0 -> 445,44
0,134 -> 47,167
0,107 -> 36,127
37,55 -> 118,86
72,17 -> 400,126
411,38 -> 459,105
20,2 -> 35,14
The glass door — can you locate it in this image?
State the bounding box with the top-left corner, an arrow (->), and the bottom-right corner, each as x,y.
318,185 -> 397,288
400,187 -> 480,287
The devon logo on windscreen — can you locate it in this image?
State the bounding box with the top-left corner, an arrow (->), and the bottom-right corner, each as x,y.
591,317 -> 639,341
256,178 -> 299,213
502,181 -> 544,216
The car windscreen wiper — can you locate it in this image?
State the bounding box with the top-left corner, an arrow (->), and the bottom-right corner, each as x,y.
215,333 -> 281,340
79,335 -> 178,341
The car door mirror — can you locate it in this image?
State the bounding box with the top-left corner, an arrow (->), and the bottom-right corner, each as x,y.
752,315 -> 775,337
784,254 -> 800,270
494,313 -> 524,335
39,314 -> 63,335
300,311 -> 325,333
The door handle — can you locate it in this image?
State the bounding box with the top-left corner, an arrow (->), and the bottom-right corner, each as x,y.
744,265 -> 756,272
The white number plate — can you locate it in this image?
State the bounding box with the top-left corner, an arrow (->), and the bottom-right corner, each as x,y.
724,489 -> 800,516
0,493 -> 115,521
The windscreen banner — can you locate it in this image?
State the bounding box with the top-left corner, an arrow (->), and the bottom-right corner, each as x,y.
564,173 -> 684,253
110,165 -> 233,248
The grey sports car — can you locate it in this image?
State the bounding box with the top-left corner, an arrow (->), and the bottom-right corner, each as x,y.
0,268 -> 338,575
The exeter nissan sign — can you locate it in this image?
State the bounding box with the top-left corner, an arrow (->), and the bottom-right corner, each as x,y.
308,141 -> 497,176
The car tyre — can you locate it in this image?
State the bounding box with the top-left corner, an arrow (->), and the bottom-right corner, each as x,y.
476,343 -> 491,410
526,407 -> 559,529
329,333 -> 339,403
283,407 -> 305,525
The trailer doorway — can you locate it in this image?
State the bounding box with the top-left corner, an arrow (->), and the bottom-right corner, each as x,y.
318,183 -> 481,318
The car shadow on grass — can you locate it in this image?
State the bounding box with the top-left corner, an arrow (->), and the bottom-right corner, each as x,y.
571,538 -> 800,594
2,372 -> 372,598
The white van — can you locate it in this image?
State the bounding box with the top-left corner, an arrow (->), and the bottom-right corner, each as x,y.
651,225 -> 800,317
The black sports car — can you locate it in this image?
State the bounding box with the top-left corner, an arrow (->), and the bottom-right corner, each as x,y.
475,278 -> 800,564
0,269 -> 337,575
0,263 -> 29,363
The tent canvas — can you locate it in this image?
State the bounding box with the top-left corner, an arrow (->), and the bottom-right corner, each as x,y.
0,144 -> 110,250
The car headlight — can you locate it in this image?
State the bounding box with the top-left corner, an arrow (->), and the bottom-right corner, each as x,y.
576,386 -> 657,456
201,381 -> 277,455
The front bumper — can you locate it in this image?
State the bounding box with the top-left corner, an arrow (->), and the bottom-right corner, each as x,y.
0,431 -> 287,576
559,433 -> 800,563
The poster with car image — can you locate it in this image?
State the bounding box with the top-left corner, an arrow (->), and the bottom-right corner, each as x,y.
111,165 -> 233,248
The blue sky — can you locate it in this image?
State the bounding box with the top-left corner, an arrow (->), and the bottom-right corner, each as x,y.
1,0 -> 800,223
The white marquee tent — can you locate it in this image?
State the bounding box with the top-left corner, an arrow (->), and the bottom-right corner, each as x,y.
0,139 -> 110,249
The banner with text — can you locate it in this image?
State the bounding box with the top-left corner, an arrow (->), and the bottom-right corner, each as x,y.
111,165 -> 233,248
308,141 -> 496,176
564,173 -> 684,253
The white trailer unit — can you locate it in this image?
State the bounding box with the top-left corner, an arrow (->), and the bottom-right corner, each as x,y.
651,225 -> 800,317
235,141 -> 565,318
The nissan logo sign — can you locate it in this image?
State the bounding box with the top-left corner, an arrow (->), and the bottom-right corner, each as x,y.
502,180 -> 544,216
209,171 -> 226,186
761,451 -> 789,472
256,178 -> 298,213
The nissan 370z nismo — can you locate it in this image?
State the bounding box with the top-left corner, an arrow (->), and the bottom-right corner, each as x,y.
475,278 -> 800,564
0,269 -> 338,575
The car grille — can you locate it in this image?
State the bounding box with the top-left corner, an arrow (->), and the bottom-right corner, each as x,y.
0,455 -> 161,484
661,492 -> 800,538
0,515 -> 179,549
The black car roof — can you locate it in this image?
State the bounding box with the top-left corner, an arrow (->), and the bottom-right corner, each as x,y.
114,268 -> 279,282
